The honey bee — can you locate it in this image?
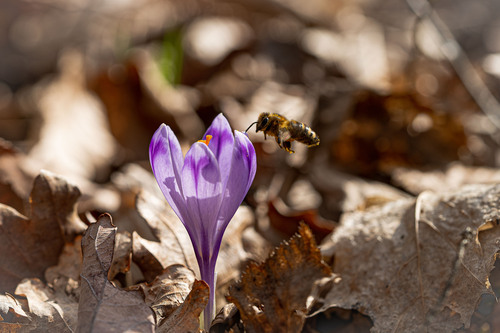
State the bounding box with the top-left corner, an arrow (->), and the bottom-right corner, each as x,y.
245,112 -> 320,153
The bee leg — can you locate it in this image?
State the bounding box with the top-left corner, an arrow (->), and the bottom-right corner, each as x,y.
276,136 -> 283,149
283,141 -> 294,153
264,133 -> 267,140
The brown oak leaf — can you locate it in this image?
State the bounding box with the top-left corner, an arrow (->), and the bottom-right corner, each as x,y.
0,170 -> 86,293
227,223 -> 332,333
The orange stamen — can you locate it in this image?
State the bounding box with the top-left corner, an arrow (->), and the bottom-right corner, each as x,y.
197,135 -> 213,146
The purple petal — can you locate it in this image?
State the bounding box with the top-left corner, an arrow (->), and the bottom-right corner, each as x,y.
236,131 -> 257,194
149,124 -> 189,224
215,130 -> 256,237
204,114 -> 234,190
181,142 -> 223,256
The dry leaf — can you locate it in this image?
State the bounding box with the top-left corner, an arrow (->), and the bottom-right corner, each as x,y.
130,264 -> 208,332
131,264 -> 196,325
77,214 -> 155,333
318,184 -> 500,332
0,277 -> 78,332
158,279 -> 208,333
0,292 -> 30,330
211,303 -> 242,333
16,278 -> 77,332
227,223 -> 332,333
0,236 -> 83,331
0,170 -> 86,293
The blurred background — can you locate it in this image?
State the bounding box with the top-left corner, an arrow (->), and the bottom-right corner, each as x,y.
1,0 -> 500,331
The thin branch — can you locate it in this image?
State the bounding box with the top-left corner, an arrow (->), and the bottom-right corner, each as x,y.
406,0 -> 500,142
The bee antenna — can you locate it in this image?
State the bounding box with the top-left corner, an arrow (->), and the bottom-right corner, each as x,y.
245,122 -> 258,133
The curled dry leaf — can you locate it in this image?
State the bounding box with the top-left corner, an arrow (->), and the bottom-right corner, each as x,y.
13,278 -> 78,332
78,214 -> 155,333
130,264 -> 196,325
210,303 -> 242,333
227,223 -> 333,333
318,184 -> 500,332
0,170 -> 86,293
130,264 -> 208,332
0,292 -> 30,331
0,279 -> 77,332
158,279 -> 209,333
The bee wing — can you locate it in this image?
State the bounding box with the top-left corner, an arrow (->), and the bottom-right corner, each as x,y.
278,127 -> 292,142
275,107 -> 305,124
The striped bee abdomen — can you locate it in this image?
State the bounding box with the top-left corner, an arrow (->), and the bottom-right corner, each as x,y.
289,120 -> 320,146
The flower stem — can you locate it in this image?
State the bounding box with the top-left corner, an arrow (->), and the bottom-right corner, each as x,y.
199,257 -> 216,330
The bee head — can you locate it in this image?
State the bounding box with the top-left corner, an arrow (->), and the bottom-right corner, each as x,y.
256,112 -> 270,132
245,112 -> 271,133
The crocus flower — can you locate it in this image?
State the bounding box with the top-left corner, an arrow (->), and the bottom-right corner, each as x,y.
149,114 -> 256,328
